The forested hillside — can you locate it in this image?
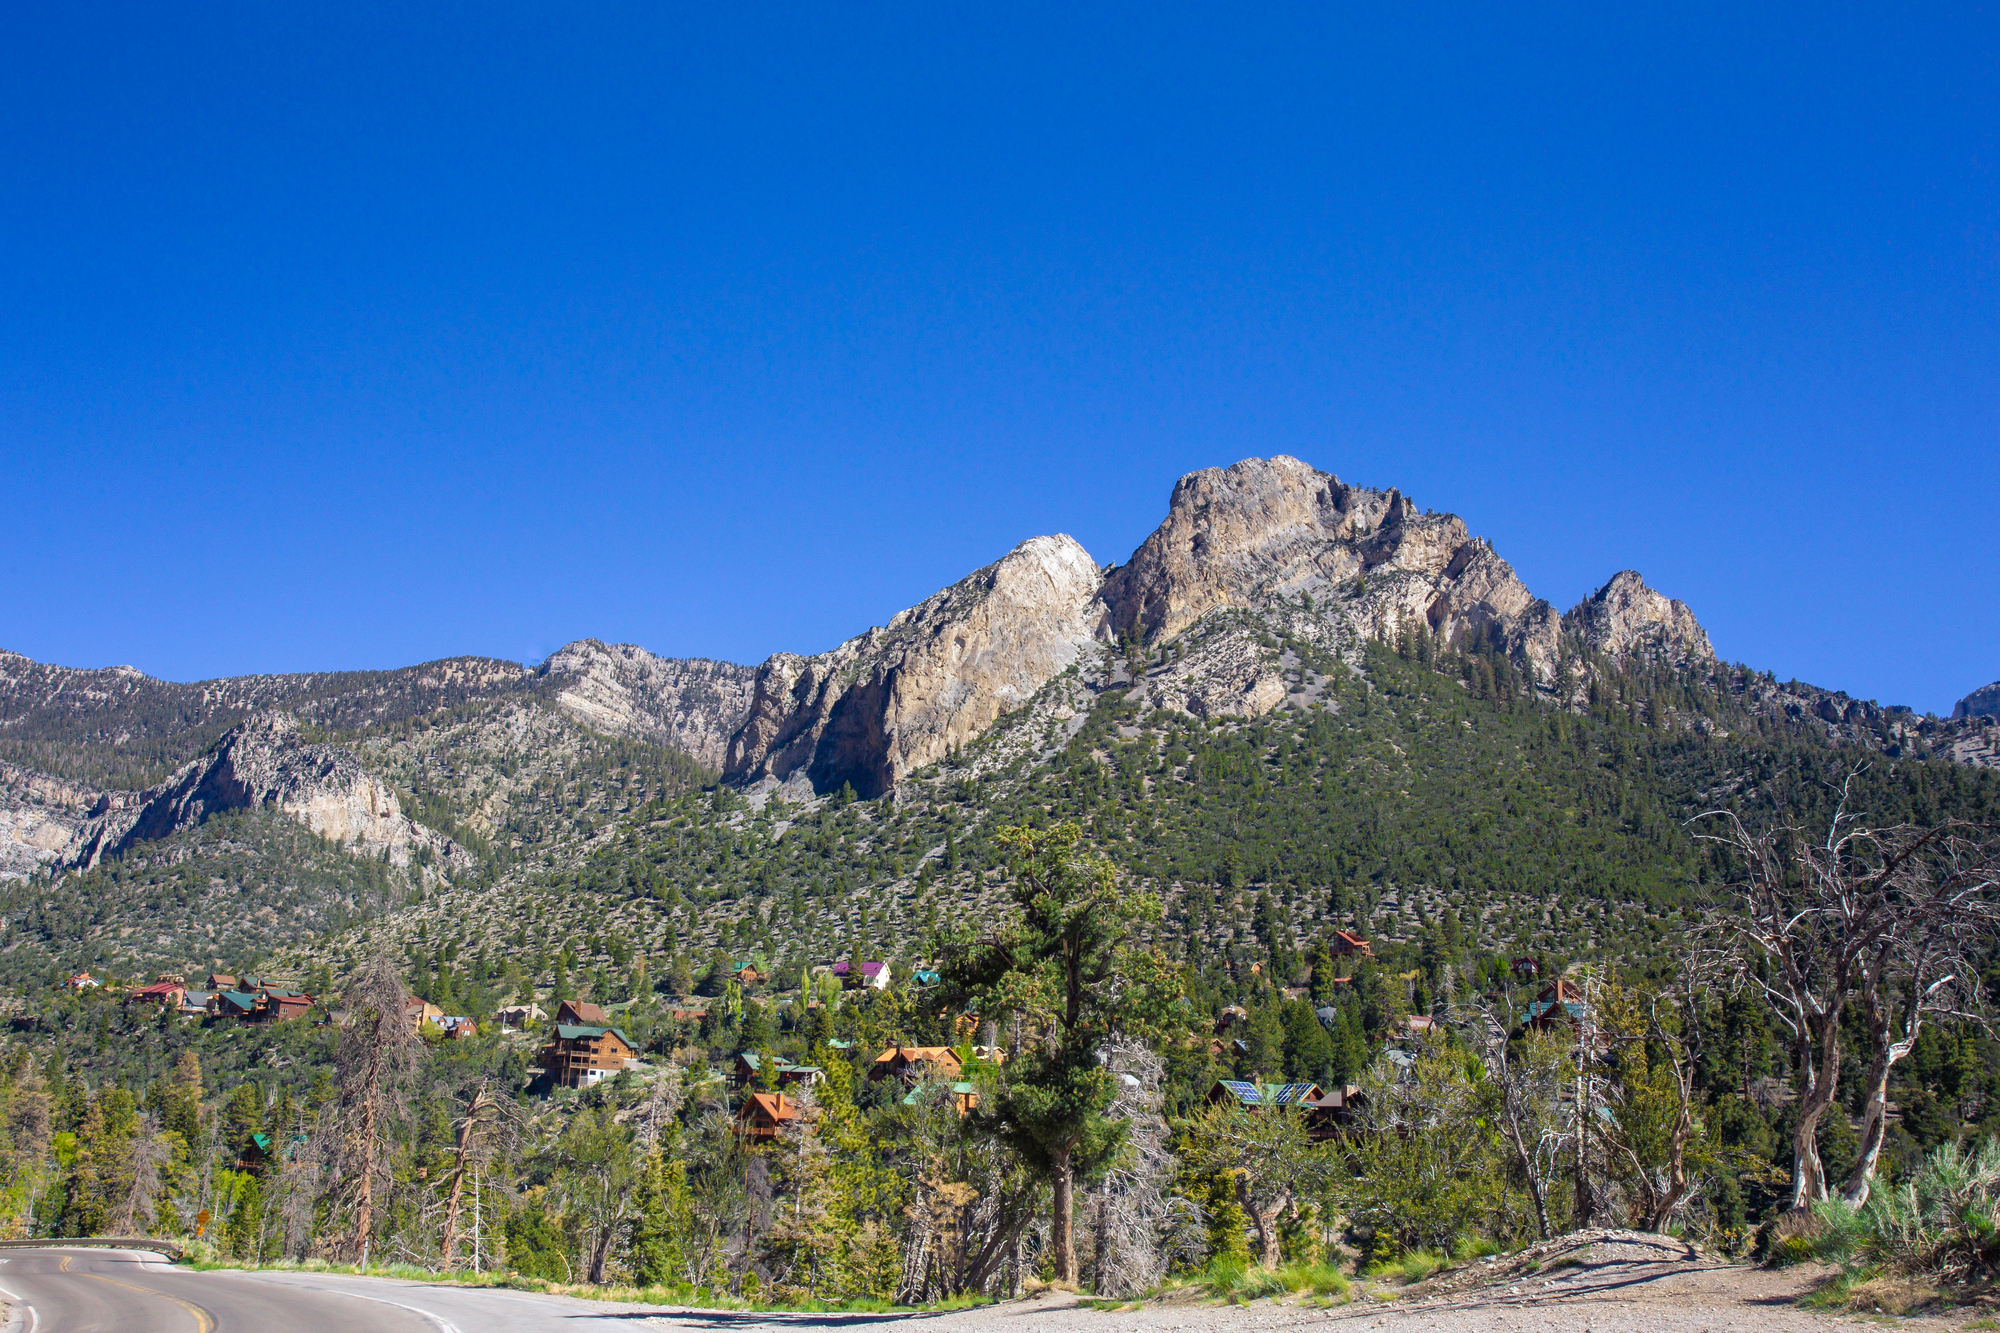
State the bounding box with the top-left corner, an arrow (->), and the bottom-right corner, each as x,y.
311,620 -> 1999,1041
2,456 -> 1997,1301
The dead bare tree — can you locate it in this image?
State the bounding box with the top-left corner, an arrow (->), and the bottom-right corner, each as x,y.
1699,781 -> 1999,1211
276,1107 -> 334,1260
439,1081 -> 524,1269
109,1112 -> 171,1236
893,1081 -> 1039,1303
1084,1039 -> 1204,1296
1449,990 -> 1572,1240
330,950 -> 422,1266
624,1062 -> 689,1153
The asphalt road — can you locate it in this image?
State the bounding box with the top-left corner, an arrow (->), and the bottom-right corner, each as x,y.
0,1248 -> 710,1333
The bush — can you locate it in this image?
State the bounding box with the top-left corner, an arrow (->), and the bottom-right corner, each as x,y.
1803,1139 -> 2000,1282
1365,1248 -> 1448,1284
1274,1262 -> 1349,1296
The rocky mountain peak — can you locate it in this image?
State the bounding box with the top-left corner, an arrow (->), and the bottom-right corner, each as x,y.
1957,681 -> 2000,720
1562,571 -> 1716,668
724,534 -> 1106,799
1100,455 -> 1561,679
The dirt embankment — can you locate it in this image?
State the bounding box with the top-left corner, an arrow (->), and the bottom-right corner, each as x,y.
617,1231 -> 1981,1332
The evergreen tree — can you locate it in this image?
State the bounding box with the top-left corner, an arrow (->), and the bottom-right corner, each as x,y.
942,822 -> 1181,1285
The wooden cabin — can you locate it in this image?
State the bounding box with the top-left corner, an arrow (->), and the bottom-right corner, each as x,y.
868,1046 -> 963,1082
540,1024 -> 639,1088
737,1090 -> 802,1141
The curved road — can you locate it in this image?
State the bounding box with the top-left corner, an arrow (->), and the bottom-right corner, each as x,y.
0,1248 -> 711,1333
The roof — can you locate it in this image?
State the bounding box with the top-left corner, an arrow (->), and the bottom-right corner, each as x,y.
218,990 -> 260,1008
902,1081 -> 978,1104
1212,1080 -> 1323,1107
1527,1000 -> 1587,1022
555,1023 -> 634,1044
874,1045 -> 959,1064
741,1091 -> 800,1122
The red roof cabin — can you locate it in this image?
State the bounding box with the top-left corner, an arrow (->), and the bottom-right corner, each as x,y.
737,1091 -> 802,1141
126,981 -> 187,1008
1327,930 -> 1375,959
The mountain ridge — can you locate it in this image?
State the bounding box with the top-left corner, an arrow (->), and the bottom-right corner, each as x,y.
5,454 -> 1994,894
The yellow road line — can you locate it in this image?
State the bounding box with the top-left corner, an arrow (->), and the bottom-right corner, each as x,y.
58,1252 -> 215,1333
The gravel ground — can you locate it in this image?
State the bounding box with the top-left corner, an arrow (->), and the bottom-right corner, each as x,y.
608,1231 -> 1983,1333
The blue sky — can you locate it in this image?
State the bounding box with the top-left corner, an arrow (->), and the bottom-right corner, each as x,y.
4,5 -> 1995,713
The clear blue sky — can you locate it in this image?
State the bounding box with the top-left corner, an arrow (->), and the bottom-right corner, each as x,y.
5,5 -> 1995,713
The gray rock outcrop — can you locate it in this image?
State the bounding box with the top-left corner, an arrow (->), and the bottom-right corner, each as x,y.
724,535 -> 1107,798
63,713 -> 471,874
1955,682 -> 2000,720
1562,571 -> 1716,668
1100,456 -> 1563,680
543,641 -> 758,771
0,763 -> 129,881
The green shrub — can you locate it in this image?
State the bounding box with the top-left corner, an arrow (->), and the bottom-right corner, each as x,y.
1365,1248 -> 1448,1285
1274,1262 -> 1349,1296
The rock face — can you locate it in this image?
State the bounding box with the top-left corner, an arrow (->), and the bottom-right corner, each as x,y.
724,535 -> 1107,798
0,763 -> 127,881
64,713 -> 471,874
542,641 -> 758,771
1562,571 -> 1716,668
1100,456 -> 1562,678
3,456 -> 1747,816
1955,682 -> 2000,720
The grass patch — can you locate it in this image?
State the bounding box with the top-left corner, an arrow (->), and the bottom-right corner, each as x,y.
1272,1262 -> 1350,1297
1801,1270 -> 1940,1316
1364,1249 -> 1450,1285
1154,1256 -> 1349,1304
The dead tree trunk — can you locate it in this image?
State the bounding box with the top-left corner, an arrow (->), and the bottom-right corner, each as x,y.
333,951 -> 419,1267
439,1084 -> 499,1267
1698,792 -> 1997,1214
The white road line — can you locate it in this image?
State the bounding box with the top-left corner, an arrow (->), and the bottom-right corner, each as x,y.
0,1282 -> 19,1299
235,1278 -> 463,1333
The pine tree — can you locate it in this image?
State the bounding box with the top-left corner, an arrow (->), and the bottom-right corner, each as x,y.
941,822 -> 1181,1286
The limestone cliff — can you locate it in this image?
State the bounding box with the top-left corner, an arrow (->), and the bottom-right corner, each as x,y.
542,641 -> 757,771
0,763 -> 128,881
1562,571 -> 1715,668
1100,456 -> 1562,680
724,535 -> 1107,798
1955,682 -> 2000,721
63,713 -> 471,874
